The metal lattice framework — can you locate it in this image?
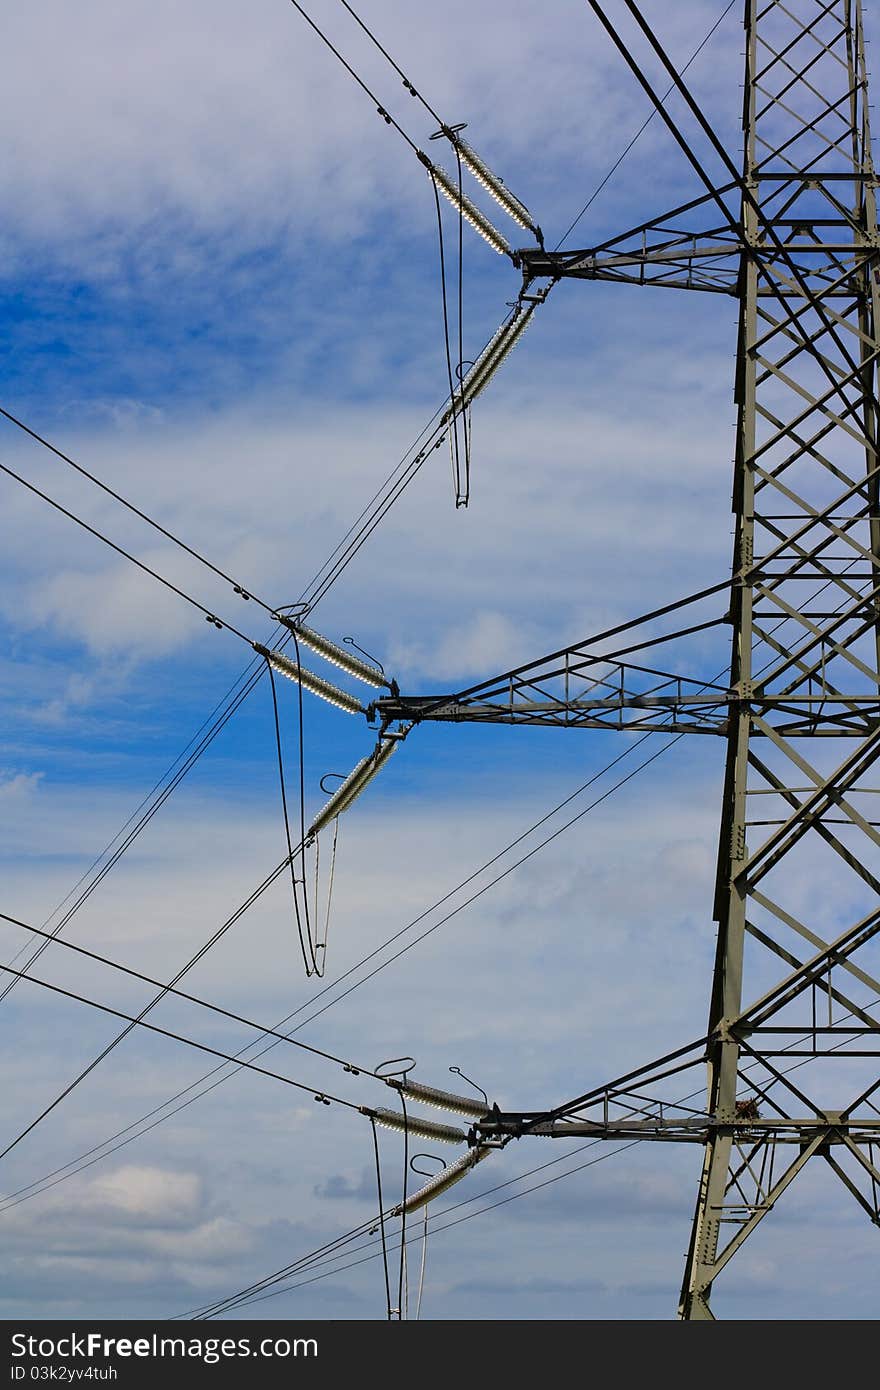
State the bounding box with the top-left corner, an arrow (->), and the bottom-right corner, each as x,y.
371,0 -> 880,1318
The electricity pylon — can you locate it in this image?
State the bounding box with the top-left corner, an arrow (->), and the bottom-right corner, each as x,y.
371,0 -> 880,1318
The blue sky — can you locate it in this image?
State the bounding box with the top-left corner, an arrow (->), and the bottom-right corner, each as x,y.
2,0 -> 876,1322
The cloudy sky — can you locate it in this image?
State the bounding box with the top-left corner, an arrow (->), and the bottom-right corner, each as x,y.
1,0 -> 876,1323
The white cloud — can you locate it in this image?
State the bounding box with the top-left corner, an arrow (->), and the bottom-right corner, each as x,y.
0,1 -> 743,264
0,770 -> 44,801
84,1165 -> 202,1225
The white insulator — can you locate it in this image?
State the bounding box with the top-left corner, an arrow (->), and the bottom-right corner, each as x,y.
308,738 -> 398,839
463,305 -> 534,404
391,1146 -> 493,1216
284,621 -> 387,689
419,153 -> 512,257
455,138 -> 538,237
441,306 -> 535,425
386,1076 -> 490,1119
366,1107 -> 467,1145
258,646 -> 365,715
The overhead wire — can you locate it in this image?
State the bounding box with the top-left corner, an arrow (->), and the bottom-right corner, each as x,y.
181,1213 -> 383,1320
2,136 -> 528,1011
0,405 -> 273,614
10,650 -> 266,962
287,626 -> 318,972
2,253 -> 541,1012
0,459 -> 252,644
0,4 -> 765,1315
164,5 -> 880,1306
397,1091 -> 410,1319
586,0 -> 867,411
554,0 -> 739,250
285,0 -> 419,154
0,851 -> 297,1162
0,957 -> 362,1114
334,0 -> 446,128
0,642 -> 280,1006
370,1117 -> 394,1320
1,319 -> 534,993
296,293 -> 537,609
454,141 -> 470,506
169,613 -> 872,1317
0,292 -> 557,1164
265,656 -> 318,976
189,1139 -> 641,1318
430,173 -> 465,506
0,908 -> 377,1079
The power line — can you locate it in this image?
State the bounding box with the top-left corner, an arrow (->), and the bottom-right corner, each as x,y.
3,281 -> 539,1013
0,957 -> 362,1117
0,638 -> 283,1006
430,172 -> 466,506
0,852 -> 295,1163
0,908 -> 376,1080
334,0 -> 445,129
0,405 -> 273,615
0,458 -> 253,644
285,0 -> 420,153
1,0 -> 750,1251
265,656 -> 318,976
555,0 -> 738,249
177,1214 -> 382,1320
0,295 -> 540,1065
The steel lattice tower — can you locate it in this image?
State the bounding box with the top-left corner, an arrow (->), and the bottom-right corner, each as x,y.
678,0 -> 880,1318
369,0 -> 880,1317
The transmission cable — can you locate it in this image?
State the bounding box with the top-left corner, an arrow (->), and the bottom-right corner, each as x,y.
454,142 -> 469,507
0,909 -> 376,1080
0,405 -> 273,615
0,850 -> 298,1162
397,1091 -> 410,1319
430,173 -> 465,506
191,1138 -> 640,1318
190,603 -> 878,1318
287,626 -> 318,974
555,0 -> 738,249
0,639 -> 285,1006
0,0 -> 737,1051
296,281 -> 550,605
334,0 -> 445,128
0,958 -> 361,1115
0,459 -> 252,644
186,575 -> 873,1313
266,657 -> 318,976
370,1117 -> 394,1319
285,0 -> 419,153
